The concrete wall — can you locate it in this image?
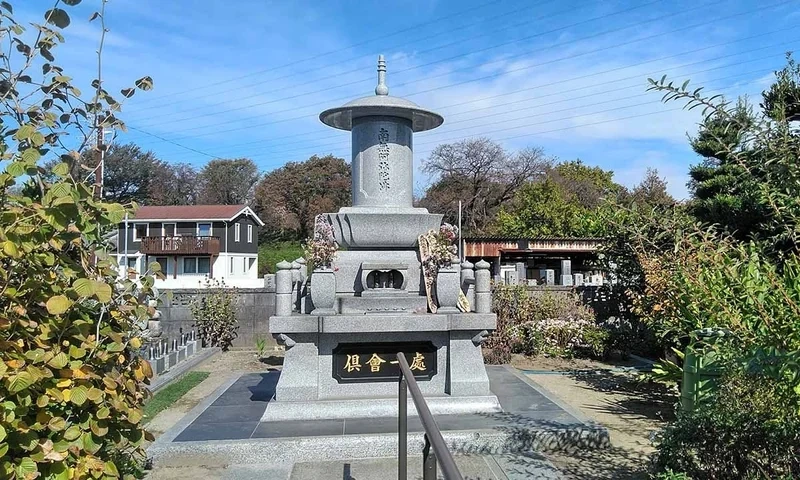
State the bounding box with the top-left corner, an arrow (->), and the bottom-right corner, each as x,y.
157,287 -> 276,349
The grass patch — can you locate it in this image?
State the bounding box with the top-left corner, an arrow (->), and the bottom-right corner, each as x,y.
258,240 -> 304,275
144,371 -> 210,423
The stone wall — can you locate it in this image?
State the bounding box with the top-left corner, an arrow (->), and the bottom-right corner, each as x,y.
157,287 -> 276,349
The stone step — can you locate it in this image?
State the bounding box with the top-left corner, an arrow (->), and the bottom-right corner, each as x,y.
289,454 -> 561,480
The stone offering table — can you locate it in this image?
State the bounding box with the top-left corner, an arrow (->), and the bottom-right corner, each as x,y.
263,56 -> 500,423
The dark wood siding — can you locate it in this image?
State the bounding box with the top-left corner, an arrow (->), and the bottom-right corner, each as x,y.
227,214 -> 258,254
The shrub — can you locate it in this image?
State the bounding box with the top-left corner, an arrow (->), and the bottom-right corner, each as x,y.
189,279 -> 239,351
0,2 -> 156,478
485,285 -> 611,362
652,373 -> 800,479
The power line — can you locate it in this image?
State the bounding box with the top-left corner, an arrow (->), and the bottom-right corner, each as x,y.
181,69 -> 773,161
157,58 -> 776,163
125,0 -> 687,127
130,25 -> 794,152
129,0 -> 509,106
156,67 -> 771,166
160,48 -> 788,159
126,126 -> 218,159
124,0 -> 566,115
125,0 -> 788,142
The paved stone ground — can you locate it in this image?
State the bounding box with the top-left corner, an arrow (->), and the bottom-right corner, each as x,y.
172,366 -> 593,445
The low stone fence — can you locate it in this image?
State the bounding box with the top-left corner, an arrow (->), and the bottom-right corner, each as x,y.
157,287 -> 276,349
143,331 -> 201,379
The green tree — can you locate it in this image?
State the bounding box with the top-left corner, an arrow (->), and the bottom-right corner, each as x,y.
197,158 -> 259,205
629,168 -> 675,208
253,154 -> 350,240
0,1 -> 157,477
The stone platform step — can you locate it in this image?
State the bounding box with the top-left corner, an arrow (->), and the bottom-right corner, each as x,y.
147,367 -> 608,467
289,453 -> 561,480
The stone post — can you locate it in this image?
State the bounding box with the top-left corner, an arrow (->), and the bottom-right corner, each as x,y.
295,257 -> 307,311
475,259 -> 491,314
460,260 -> 475,312
276,260 -> 293,316
290,261 -> 301,311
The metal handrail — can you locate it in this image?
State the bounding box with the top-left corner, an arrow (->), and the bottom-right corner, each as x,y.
397,353 -> 463,480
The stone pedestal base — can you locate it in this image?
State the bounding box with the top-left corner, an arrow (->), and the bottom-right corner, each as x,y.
267,312 -> 498,422
261,394 -> 500,422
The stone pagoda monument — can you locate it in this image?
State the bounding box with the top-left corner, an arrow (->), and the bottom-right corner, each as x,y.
263,56 -> 499,422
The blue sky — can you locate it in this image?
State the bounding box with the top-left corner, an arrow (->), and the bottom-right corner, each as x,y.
20,0 -> 800,198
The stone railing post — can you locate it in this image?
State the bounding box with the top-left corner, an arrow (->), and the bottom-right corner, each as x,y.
460,260 -> 475,312
290,260 -> 301,311
475,259 -> 491,314
276,260 -> 293,316
295,257 -> 307,311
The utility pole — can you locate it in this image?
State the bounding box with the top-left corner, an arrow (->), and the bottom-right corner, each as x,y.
93,124 -> 105,200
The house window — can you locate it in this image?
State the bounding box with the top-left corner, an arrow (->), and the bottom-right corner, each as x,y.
183,257 -> 210,275
133,223 -> 148,241
247,224 -> 253,243
248,257 -> 256,272
235,222 -> 241,242
156,257 -> 168,274
163,223 -> 176,237
197,223 -> 212,237
230,257 -> 235,275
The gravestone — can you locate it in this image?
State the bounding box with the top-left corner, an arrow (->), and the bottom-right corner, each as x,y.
573,273 -> 585,287
264,57 -> 499,422
504,270 -> 518,285
539,269 -> 555,286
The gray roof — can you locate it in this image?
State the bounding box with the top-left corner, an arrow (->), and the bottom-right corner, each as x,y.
319,55 -> 444,132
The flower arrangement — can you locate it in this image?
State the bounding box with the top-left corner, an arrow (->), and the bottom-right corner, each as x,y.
425,223 -> 459,269
304,214 -> 338,269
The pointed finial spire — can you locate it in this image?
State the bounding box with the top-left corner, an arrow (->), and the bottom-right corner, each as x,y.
375,55 -> 389,96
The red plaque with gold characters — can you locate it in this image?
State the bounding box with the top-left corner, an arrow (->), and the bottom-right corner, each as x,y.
332,342 -> 437,383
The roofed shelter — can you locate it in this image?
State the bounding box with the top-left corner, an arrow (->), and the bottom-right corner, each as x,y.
464,236 -> 606,287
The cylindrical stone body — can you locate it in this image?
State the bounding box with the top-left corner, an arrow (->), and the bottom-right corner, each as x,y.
461,261 -> 475,312
475,260 -> 491,314
351,116 -> 413,208
276,261 -> 293,316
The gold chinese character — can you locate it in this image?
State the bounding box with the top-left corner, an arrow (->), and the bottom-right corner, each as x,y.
344,354 -> 361,372
367,353 -> 387,372
409,352 -> 426,371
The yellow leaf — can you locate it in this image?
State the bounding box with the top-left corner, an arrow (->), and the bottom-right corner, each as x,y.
2,240 -> 19,258
130,338 -> 141,349
61,388 -> 70,401
94,282 -> 112,303
56,378 -> 71,388
117,355 -> 125,364
45,295 -> 72,315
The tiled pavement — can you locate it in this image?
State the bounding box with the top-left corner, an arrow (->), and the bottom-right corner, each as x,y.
175,366 -> 585,443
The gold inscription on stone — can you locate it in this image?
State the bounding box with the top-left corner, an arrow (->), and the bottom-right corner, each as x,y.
410,352 -> 426,371
367,353 -> 387,372
344,354 -> 362,372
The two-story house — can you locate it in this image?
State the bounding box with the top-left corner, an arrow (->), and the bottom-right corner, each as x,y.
114,204 -> 264,288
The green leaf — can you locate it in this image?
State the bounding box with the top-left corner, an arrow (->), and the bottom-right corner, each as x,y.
21,148 -> 40,164
47,352 -> 69,369
44,8 -> 70,28
94,282 -> 112,303
96,406 -> 110,419
7,371 -> 35,393
121,87 -> 135,98
1,2 -> 13,13
51,162 -> 70,177
48,416 -> 66,432
46,295 -> 71,315
70,385 -> 88,406
15,457 -> 37,477
135,76 -> 154,91
6,161 -> 25,177
0,442 -> 7,458
0,425 -> 5,442
63,425 -> 81,441
3,240 -> 18,257
73,278 -> 96,297
15,124 -> 34,140
62,0 -> 82,5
